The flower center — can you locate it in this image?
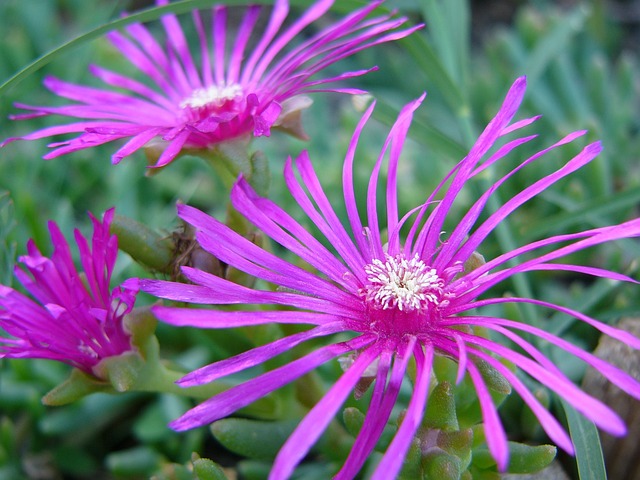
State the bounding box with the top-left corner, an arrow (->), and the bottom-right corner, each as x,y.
180,84 -> 244,110
361,254 -> 445,313
178,84 -> 245,124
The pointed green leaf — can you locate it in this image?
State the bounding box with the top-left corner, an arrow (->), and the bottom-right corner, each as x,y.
561,399 -> 607,480
193,457 -> 229,480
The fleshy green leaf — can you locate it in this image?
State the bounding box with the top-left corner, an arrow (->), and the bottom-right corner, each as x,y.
111,215 -> 174,272
473,441 -> 556,474
422,450 -> 462,480
211,418 -> 298,461
423,381 -> 459,431
193,457 -> 229,480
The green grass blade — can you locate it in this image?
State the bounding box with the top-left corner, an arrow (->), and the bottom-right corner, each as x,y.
0,192 -> 16,286
401,34 -> 465,112
521,7 -> 588,86
561,399 -> 607,480
523,187 -> 640,241
420,0 -> 470,91
374,100 -> 467,160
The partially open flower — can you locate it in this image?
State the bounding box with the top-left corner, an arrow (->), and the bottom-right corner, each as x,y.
0,209 -> 138,377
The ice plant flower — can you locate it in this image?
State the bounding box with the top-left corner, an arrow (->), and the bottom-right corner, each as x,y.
141,77 -> 640,478
0,209 -> 137,376
1,0 -> 420,167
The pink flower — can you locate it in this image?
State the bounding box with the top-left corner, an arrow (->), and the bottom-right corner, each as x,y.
141,77 -> 640,478
0,209 -> 137,375
2,0 -> 420,167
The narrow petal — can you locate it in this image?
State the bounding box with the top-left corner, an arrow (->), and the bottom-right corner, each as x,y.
111,127 -> 164,164
231,178 -> 358,289
466,360 -> 509,471
240,0 -> 289,84
178,322 -> 345,386
384,94 -> 426,255
227,6 -> 261,84
151,303 -> 340,328
456,296 -> 640,351
343,101 -> 376,256
453,141 -> 602,265
436,340 -> 574,454
170,335 -> 374,431
271,341 -> 380,479
460,331 -> 627,437
337,338 -> 415,479
251,0 -> 334,82
154,128 -> 191,167
180,204 -> 356,304
284,154 -> 367,277
449,316 -> 640,401
417,77 -> 527,257
436,131 -> 589,269
335,350 -> 394,480
372,339 -> 432,479
212,6 -> 227,86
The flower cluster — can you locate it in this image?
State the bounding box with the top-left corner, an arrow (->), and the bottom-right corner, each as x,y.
2,1 -> 639,479
142,77 -> 640,477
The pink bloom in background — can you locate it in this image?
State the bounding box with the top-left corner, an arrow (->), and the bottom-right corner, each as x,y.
141,77 -> 640,478
2,0 -> 420,167
0,209 -> 137,375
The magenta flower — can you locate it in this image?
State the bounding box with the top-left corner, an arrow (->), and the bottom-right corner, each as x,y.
0,209 -> 137,375
141,77 -> 640,478
2,0 -> 419,168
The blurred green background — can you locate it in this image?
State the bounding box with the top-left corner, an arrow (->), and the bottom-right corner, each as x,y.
0,0 -> 639,478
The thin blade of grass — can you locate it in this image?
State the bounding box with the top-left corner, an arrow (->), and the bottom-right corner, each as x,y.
561,399 -> 608,480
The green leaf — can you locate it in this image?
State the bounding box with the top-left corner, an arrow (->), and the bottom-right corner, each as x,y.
422,450 -> 462,480
420,0 -> 470,89
398,438 -> 422,480
472,441 -> 556,474
111,214 -> 174,272
374,100 -> 467,160
0,191 -> 16,286
423,381 -> 459,431
401,34 -> 465,112
519,7 -> 589,86
106,446 -> 162,476
211,418 -> 299,461
437,429 -> 474,468
193,457 -> 229,480
237,460 -> 272,480
561,399 -> 607,480
343,406 -> 365,437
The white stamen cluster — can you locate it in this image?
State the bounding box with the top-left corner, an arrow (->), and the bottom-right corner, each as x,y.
179,84 -> 243,109
362,254 -> 445,312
